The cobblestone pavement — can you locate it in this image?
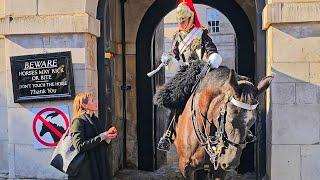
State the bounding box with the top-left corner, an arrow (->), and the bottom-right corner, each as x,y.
0,165 -> 255,180
114,162 -> 256,180
114,145 -> 256,180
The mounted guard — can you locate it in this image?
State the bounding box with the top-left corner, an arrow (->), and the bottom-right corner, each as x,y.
146,1 -> 274,177
148,0 -> 223,152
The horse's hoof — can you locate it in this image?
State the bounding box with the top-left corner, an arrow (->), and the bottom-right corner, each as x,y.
157,137 -> 171,151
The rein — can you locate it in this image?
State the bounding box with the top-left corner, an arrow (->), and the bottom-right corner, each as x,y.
190,72 -> 259,170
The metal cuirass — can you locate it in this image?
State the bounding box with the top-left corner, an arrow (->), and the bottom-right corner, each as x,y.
173,28 -> 207,63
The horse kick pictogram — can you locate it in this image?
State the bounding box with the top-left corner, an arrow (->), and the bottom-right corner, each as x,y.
39,112 -> 66,142
32,107 -> 70,148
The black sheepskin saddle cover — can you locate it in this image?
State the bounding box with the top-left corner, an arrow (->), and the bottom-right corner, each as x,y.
153,61 -> 206,110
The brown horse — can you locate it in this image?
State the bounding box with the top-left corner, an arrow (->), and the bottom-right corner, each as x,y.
174,67 -> 273,179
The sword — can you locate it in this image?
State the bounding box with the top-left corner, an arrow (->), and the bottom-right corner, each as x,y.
147,63 -> 166,77
147,52 -> 177,77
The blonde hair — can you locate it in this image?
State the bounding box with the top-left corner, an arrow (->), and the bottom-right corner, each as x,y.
73,92 -> 93,119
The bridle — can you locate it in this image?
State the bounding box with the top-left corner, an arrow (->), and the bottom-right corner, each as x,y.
190,89 -> 259,170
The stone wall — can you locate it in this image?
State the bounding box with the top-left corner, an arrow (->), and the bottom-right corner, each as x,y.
264,1 -> 320,179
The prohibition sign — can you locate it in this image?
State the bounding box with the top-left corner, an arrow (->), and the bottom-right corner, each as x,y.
32,107 -> 70,147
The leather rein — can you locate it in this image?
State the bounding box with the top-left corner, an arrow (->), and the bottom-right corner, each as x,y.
190,76 -> 259,170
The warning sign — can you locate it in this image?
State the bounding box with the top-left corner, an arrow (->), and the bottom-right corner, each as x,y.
32,106 -> 70,149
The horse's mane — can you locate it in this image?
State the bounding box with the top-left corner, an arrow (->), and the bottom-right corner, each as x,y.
154,61 -> 251,110
237,80 -> 258,105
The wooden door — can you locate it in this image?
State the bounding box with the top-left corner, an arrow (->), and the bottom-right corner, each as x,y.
152,20 -> 167,169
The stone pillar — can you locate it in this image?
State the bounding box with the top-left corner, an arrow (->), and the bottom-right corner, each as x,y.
0,0 -> 100,179
109,0 -> 156,169
263,1 -> 320,179
0,35 -> 8,178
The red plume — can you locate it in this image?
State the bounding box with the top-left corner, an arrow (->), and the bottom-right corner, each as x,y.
178,0 -> 201,27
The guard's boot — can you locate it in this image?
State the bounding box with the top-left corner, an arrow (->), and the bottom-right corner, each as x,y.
157,130 -> 172,152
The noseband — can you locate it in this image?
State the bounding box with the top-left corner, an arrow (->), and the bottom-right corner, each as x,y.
191,90 -> 259,170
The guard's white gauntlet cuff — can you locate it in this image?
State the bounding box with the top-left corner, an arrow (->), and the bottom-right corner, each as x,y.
208,53 -> 222,69
161,52 -> 175,65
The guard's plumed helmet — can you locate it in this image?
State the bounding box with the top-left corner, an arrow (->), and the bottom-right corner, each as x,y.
176,2 -> 194,23
176,0 -> 201,30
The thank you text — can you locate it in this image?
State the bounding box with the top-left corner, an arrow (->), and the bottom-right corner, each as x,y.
10,52 -> 75,102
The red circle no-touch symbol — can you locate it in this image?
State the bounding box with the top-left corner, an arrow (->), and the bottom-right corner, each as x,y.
32,107 -> 69,147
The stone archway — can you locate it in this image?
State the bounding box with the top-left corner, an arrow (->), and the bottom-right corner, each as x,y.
136,0 -> 266,175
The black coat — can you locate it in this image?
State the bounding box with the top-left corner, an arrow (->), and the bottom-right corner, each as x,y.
68,113 -> 111,180
172,29 -> 218,61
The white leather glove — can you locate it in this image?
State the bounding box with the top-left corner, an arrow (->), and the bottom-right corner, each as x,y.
166,57 -> 179,71
161,52 -> 174,65
208,53 -> 222,69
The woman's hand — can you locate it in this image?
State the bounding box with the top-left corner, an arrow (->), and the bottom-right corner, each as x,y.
104,127 -> 118,139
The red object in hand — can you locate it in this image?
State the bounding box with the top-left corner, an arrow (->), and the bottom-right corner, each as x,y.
105,127 -> 118,139
108,127 -> 117,134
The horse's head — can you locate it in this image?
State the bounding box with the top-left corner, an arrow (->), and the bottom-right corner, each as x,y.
214,70 -> 273,170
39,123 -> 48,136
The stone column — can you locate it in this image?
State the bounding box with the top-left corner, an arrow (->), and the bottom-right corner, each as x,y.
263,1 -> 320,179
0,35 -> 8,178
0,0 -> 100,178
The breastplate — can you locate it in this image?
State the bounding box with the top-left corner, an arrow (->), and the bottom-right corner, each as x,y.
175,30 -> 203,62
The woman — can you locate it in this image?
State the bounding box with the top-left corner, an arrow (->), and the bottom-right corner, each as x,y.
69,92 -> 117,180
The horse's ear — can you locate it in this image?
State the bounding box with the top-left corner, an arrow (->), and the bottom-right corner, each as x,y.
257,75 -> 274,95
228,69 -> 238,91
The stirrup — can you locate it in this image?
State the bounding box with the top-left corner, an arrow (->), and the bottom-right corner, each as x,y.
157,130 -> 172,152
157,136 -> 171,152
165,130 -> 172,137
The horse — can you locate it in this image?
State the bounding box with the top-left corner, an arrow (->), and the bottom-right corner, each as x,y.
172,67 -> 273,179
40,121 -> 66,143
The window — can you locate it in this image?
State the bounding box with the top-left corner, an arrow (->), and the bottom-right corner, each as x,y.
207,8 -> 220,34
208,20 -> 220,33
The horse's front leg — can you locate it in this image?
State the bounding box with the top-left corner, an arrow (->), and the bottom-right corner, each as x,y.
179,154 -> 202,180
178,157 -> 190,179
190,146 -> 205,167
185,164 -> 195,180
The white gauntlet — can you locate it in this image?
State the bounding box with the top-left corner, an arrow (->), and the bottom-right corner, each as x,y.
161,52 -> 176,65
208,53 -> 222,69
